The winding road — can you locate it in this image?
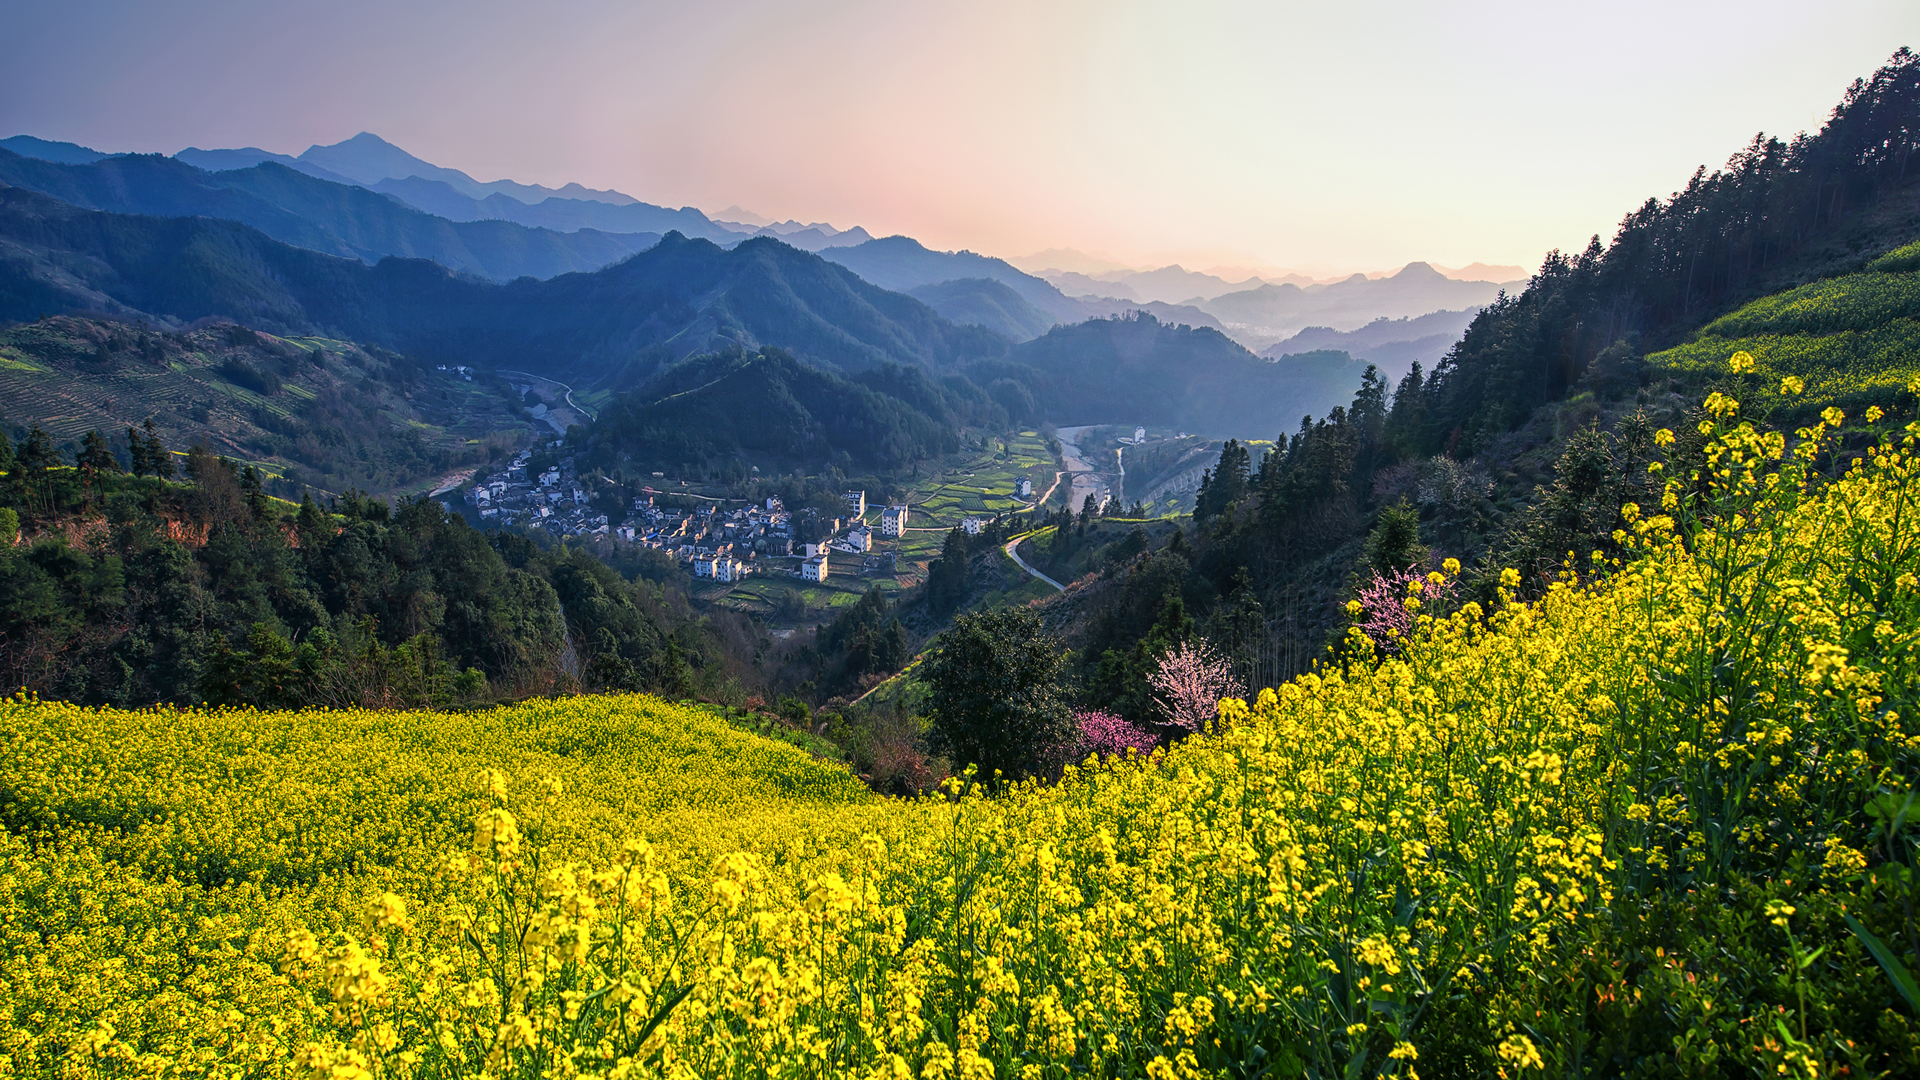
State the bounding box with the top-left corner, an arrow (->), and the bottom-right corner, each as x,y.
499,368 -> 595,431
1003,534 -> 1065,592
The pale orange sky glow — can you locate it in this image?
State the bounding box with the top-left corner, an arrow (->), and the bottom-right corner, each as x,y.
5,0 -> 1917,273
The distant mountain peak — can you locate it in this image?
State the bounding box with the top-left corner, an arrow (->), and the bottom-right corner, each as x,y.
1,135 -> 109,166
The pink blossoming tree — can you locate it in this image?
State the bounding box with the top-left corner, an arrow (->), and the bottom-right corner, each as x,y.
1074,709 -> 1158,759
1145,638 -> 1243,733
1351,563 -> 1457,655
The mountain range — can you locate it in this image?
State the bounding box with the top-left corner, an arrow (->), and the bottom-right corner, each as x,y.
0,147 -> 663,282
0,182 -> 1007,384
0,176 -> 1383,445
0,128 -> 1525,448
1203,262 -> 1518,343
1,132 -> 1507,354
0,136 -> 1193,344
1040,264 -> 1269,304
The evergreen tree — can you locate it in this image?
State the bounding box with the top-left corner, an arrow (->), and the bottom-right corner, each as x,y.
77,430 -> 120,481
1360,501 -> 1428,581
926,528 -> 971,615
142,420 -> 175,480
126,426 -> 151,476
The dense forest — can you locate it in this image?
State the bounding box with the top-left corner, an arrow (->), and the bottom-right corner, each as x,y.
572,346 -> 1005,476
0,432 -> 763,707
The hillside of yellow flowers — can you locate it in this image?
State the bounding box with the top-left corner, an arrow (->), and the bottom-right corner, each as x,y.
6,372 -> 1920,1077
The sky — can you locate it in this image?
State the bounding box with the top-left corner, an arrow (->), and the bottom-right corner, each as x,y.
5,0 -> 1916,276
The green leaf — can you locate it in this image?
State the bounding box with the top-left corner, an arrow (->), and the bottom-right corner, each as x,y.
1868,790 -> 1918,828
1844,913 -> 1920,1014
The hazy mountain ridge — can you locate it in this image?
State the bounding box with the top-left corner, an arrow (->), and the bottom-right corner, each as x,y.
904,279 -> 1056,342
820,236 -> 1226,334
0,149 -> 663,282
0,186 -> 1005,389
171,134 -> 744,242
0,136 -> 112,166
1261,308 -> 1485,381
361,176 -> 738,242
294,132 -> 641,207
1201,261 -> 1520,343
968,313 -> 1373,437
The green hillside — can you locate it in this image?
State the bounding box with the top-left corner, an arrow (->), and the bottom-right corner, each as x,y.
0,316 -> 528,496
1648,239 -> 1920,416
572,347 -> 996,475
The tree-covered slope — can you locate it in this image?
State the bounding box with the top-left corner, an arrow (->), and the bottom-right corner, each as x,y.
0,149 -> 661,281
905,277 -> 1057,341
0,316 -> 528,496
969,312 -> 1375,436
1406,48 -> 1920,457
573,346 -> 999,474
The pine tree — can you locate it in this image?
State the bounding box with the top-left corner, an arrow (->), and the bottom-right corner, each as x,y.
77,430 -> 120,481
126,426 -> 151,476
143,419 -> 175,480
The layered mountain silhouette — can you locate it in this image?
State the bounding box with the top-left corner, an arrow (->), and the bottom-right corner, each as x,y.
821,236 -> 1224,337
180,132 -> 641,207
904,279 -> 1055,342
0,130 -> 1483,440
0,148 -> 661,281
1262,308 -> 1485,381
0,136 -> 111,166
172,133 -> 742,241
1203,262 -> 1519,338
0,185 -> 1002,386
973,313 -> 1374,436
359,175 -> 738,241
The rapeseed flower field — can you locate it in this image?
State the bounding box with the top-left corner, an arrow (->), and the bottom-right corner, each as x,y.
5,372 -> 1920,1076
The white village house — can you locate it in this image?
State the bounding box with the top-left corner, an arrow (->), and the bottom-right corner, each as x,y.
880,504 -> 909,536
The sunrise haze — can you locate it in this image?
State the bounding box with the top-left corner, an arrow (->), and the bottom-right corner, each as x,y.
4,0 -> 1915,272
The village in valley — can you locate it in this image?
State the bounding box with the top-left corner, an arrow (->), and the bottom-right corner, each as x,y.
451,427 -> 1072,624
